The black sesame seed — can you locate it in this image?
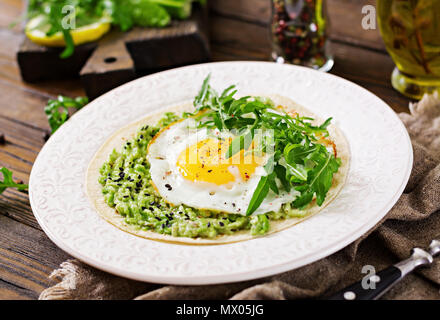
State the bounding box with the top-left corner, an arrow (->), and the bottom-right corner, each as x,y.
149,207 -> 154,211
141,207 -> 146,210
155,217 -> 161,221
144,193 -> 150,196
207,170 -> 212,173
219,222 -> 224,227
207,222 -> 211,227
165,184 -> 172,191
150,201 -> 156,206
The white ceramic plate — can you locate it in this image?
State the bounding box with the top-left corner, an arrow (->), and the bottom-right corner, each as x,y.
30,62 -> 412,285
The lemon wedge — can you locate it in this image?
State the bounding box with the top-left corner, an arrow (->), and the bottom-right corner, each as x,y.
25,15 -> 111,47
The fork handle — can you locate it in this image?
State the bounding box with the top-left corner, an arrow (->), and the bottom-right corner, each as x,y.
327,248 -> 433,300
328,266 -> 402,300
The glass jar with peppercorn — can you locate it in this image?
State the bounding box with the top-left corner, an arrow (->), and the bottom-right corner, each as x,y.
270,0 -> 333,72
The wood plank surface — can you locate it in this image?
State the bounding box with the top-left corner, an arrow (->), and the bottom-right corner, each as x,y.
0,0 -> 413,300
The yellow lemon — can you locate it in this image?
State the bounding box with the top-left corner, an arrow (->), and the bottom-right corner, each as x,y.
25,15 -> 111,47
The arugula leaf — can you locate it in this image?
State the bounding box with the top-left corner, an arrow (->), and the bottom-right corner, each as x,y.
193,75 -> 341,215
0,168 -> 28,195
246,175 -> 270,216
284,143 -> 317,164
293,150 -> 340,208
285,162 -> 308,183
45,95 -> 88,134
267,172 -> 279,195
60,28 -> 75,59
194,73 -> 211,107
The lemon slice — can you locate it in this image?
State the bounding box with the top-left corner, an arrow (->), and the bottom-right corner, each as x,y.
25,15 -> 111,47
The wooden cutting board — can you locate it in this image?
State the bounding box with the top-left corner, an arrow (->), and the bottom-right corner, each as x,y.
17,4 -> 210,99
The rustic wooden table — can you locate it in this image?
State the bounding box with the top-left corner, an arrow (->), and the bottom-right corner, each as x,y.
0,0 -> 412,299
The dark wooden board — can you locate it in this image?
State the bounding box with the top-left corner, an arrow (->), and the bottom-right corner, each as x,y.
16,4 -> 210,99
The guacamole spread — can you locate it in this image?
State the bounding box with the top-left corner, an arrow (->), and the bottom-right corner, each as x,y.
98,112 -> 306,239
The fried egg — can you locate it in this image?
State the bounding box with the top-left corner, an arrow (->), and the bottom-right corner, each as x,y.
147,117 -> 299,215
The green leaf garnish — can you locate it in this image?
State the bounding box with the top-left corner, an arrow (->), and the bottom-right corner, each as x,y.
0,168 -> 28,195
45,95 -> 88,134
246,175 -> 270,216
27,0 -> 205,58
192,76 -> 341,216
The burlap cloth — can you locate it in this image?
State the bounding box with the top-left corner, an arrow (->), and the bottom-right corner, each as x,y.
39,93 -> 440,300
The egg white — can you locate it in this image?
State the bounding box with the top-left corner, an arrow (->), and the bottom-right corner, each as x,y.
147,118 -> 299,215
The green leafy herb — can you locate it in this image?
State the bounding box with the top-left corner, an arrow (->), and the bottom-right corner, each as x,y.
111,0 -> 171,31
27,0 -> 204,58
246,175 -> 270,216
192,76 -> 341,215
44,95 -> 88,134
0,168 -> 28,195
28,0 -> 110,58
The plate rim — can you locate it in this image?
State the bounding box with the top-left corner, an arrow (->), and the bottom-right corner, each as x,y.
29,61 -> 413,285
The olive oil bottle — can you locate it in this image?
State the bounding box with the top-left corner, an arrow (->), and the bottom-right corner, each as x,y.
377,0 -> 440,99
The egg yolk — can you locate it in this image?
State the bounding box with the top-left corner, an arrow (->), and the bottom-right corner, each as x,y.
176,138 -> 264,186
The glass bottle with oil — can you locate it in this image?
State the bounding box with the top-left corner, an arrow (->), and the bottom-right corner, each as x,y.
377,0 -> 440,99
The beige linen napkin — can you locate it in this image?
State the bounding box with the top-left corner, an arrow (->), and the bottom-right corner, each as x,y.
39,93 -> 440,300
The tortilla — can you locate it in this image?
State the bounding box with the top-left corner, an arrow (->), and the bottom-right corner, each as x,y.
86,94 -> 350,245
